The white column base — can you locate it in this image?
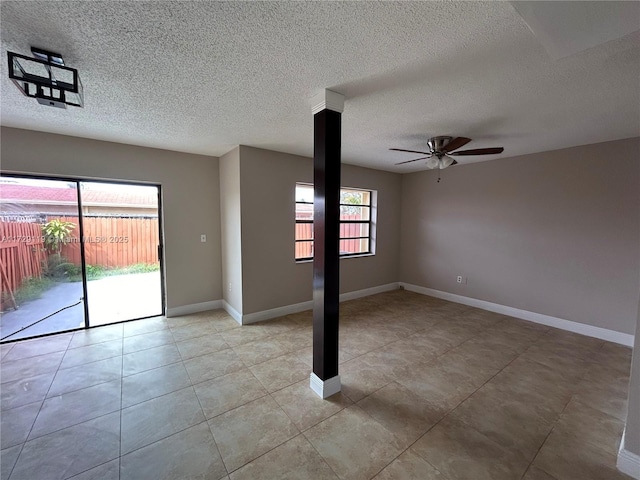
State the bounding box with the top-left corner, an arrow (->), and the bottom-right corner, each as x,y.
310,373 -> 341,399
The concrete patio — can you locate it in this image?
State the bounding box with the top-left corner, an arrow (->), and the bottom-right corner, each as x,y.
0,272 -> 162,341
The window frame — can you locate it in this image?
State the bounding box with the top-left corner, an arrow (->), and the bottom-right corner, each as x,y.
295,184 -> 374,262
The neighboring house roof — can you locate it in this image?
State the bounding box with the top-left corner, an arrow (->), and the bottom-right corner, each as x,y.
0,184 -> 157,208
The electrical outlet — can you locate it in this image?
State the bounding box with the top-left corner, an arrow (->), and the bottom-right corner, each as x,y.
200,234 -> 207,243
456,275 -> 467,284
457,275 -> 463,284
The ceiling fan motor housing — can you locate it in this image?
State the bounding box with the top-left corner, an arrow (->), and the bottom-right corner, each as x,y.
428,136 -> 453,153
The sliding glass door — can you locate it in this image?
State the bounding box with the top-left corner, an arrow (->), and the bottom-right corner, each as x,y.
0,175 -> 164,342
0,177 -> 86,341
80,181 -> 163,326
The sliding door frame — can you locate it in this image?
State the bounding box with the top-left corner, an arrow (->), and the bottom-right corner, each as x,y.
0,172 -> 166,343
75,181 -> 91,328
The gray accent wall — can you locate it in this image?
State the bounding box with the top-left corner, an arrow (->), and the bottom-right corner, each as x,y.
0,127 -> 223,311
400,137 -> 640,335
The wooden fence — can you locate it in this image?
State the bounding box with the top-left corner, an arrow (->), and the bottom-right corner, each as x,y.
295,223 -> 313,259
0,221 -> 47,305
56,216 -> 159,268
0,216 -> 159,304
295,217 -> 369,259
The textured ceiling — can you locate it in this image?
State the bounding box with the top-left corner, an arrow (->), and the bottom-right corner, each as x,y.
1,1 -> 638,172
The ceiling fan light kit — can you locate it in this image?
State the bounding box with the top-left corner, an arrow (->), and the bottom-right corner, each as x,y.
391,136 -> 504,171
425,157 -> 439,169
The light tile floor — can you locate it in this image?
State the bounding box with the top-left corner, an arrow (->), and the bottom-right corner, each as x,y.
0,290 -> 634,479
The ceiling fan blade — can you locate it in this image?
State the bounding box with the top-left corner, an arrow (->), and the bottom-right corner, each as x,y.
451,147 -> 504,156
395,156 -> 431,165
390,148 -> 432,155
441,137 -> 471,153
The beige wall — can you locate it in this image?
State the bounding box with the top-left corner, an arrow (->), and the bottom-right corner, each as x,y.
5,126 -> 637,340
219,147 -> 243,314
0,127 -> 222,310
400,137 -> 640,335
237,146 -> 401,315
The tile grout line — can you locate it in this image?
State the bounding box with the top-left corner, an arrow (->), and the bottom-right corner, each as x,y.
222,430 -> 304,476
119,324 -> 124,480
187,350 -> 303,474
118,418 -> 212,460
65,458 -> 118,480
214,355 -> 341,477
364,323 -> 543,478
10,327 -> 124,477
297,301 -> 462,476
248,298 -> 614,478
14,385 -> 123,443
8,308 -> 376,476
257,312 -> 475,477
4,312 -> 291,477
528,340 -> 626,471
521,420 -> 563,480
3,296 -> 629,479
5,333 -> 73,480
180,335 -> 230,479
299,430 -> 343,480
425,323 -> 603,479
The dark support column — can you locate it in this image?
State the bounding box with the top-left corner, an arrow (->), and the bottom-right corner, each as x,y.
310,90 -> 344,398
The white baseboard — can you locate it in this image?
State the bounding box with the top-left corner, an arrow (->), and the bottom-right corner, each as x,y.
339,282 -> 399,302
166,300 -> 222,318
400,283 -> 634,347
242,300 -> 312,325
223,301 -> 242,325
310,373 -> 341,399
241,283 -> 400,325
618,432 -> 640,479
165,284 -> 400,324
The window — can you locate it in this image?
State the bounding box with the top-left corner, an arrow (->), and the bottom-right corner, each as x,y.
295,183 -> 374,261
